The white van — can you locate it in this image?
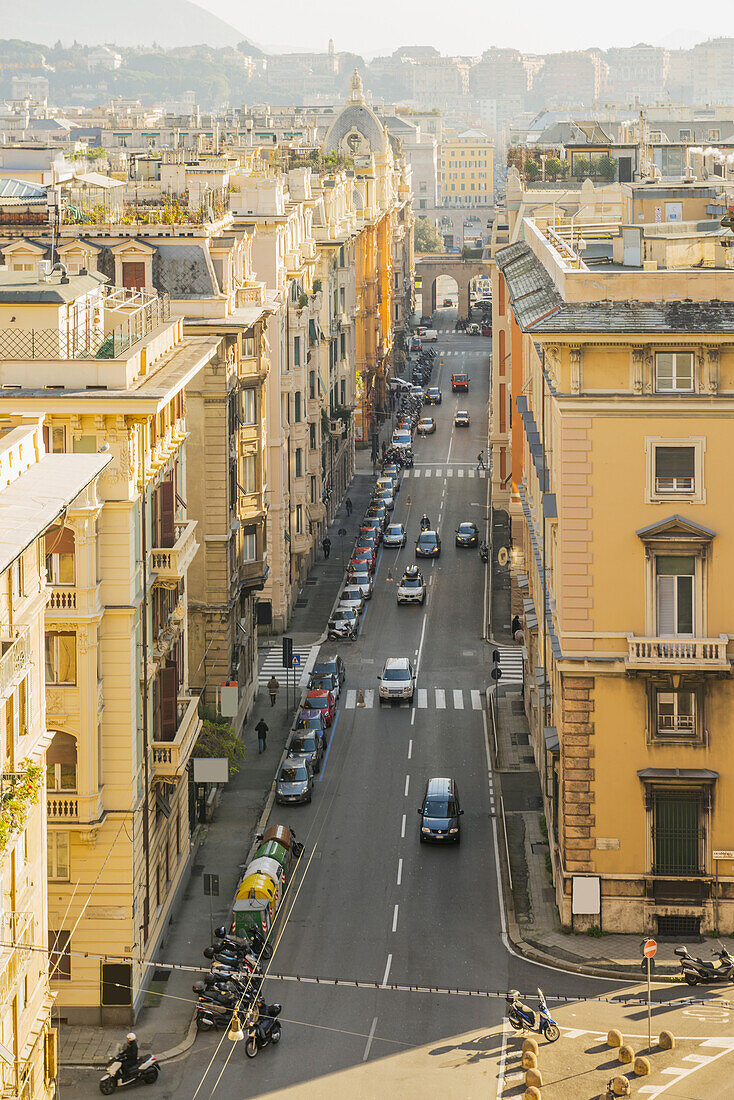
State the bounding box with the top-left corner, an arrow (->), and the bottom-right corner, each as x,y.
422,329 -> 438,342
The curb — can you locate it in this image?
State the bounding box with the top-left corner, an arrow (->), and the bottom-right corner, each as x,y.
63,1013 -> 199,1071
507,925 -> 680,983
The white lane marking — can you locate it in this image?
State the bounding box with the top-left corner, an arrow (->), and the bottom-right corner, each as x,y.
424,469 -> 432,478
404,774 -> 410,796
468,469 -> 476,478
401,814 -> 406,838
453,689 -> 464,709
363,1016 -> 378,1061
413,469 -> 421,478
682,1055 -> 713,1063
415,614 -> 428,675
345,689 -> 356,709
392,905 -> 399,933
435,689 -> 446,709
381,955 -> 392,988
411,709 -> 416,726
417,688 -> 428,708
438,512 -> 442,524
408,739 -> 413,759
397,858 -> 403,885
447,468 -> 454,477
363,689 -> 374,708
471,689 -> 482,709
458,469 -> 464,478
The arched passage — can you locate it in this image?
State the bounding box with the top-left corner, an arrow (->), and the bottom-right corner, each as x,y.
415,257 -> 492,323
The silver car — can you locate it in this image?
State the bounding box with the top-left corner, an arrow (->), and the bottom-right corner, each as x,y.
339,586 -> 366,613
275,760 -> 313,804
378,657 -> 416,703
375,489 -> 394,512
384,523 -> 406,548
346,570 -> 373,598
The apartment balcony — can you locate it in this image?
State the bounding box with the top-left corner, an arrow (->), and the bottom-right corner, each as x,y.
46,790 -> 103,825
150,521 -> 198,587
236,282 -> 267,308
291,532 -> 311,555
626,635 -> 730,673
285,249 -> 305,276
240,554 -> 269,592
46,582 -> 102,620
0,628 -> 31,706
302,240 -> 317,262
151,695 -> 201,778
0,912 -> 34,1011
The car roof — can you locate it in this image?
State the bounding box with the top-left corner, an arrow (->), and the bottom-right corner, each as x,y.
384,657 -> 411,670
418,529 -> 438,537
306,688 -> 329,697
426,777 -> 455,796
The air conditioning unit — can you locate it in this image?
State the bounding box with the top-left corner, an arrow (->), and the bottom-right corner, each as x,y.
39,260 -> 52,278
329,420 -> 341,435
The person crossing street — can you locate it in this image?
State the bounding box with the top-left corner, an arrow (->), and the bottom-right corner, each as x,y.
476,450 -> 486,471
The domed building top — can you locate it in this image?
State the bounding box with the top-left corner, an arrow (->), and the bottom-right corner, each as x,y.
323,69 -> 388,158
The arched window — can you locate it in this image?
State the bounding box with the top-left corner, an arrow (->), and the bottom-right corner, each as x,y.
46,732 -> 77,792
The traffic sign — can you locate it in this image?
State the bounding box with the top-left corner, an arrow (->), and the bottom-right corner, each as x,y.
282,636 -> 293,669
490,667 -> 502,680
643,938 -> 657,959
291,655 -> 301,667
338,528 -> 347,537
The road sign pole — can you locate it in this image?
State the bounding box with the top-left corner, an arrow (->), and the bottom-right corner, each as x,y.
209,889 -> 214,945
647,955 -> 651,1051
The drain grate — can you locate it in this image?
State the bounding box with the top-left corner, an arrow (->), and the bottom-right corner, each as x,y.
152,969 -> 171,983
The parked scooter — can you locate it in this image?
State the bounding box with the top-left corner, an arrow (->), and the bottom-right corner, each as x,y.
215,925 -> 274,960
674,945 -> 734,985
244,999 -> 282,1059
328,620 -> 357,641
99,1049 -> 160,1094
506,988 -> 560,1042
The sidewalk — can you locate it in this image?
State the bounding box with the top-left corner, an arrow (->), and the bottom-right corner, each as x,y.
61,455 -> 380,1068
493,686 -> 724,982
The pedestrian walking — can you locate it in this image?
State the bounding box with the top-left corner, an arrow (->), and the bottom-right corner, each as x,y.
267,675 -> 280,707
322,536 -> 331,560
382,440 -> 387,458
255,717 -> 268,754
476,450 -> 486,470
345,497 -> 353,517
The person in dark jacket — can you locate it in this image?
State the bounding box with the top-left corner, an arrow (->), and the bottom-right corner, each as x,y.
120,1033 -> 138,1079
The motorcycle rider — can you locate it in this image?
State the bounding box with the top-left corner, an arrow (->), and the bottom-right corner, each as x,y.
120,1032 -> 138,1080
420,514 -> 430,531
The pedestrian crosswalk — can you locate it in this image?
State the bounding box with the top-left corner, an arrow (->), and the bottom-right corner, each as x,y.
258,643 -> 320,688
493,644 -> 524,685
342,686 -> 485,711
403,467 -> 488,479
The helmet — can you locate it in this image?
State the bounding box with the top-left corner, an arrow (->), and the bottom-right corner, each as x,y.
214,926 -> 227,938
126,1032 -> 136,1041
203,947 -> 215,959
192,982 -> 206,994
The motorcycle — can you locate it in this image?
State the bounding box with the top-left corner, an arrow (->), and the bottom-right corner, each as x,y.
215,925 -> 274,960
328,621 -> 357,641
420,517 -> 431,532
506,988 -> 560,1042
674,946 -> 734,985
196,1000 -> 239,1032
99,1050 -> 160,1094
479,541 -> 489,563
244,1000 -> 282,1059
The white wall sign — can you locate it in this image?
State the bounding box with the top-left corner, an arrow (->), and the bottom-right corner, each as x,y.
193,758 -> 229,784
572,875 -> 601,915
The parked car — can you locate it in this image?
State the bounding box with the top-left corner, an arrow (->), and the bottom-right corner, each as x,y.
327,607 -> 359,638
392,429 -> 412,451
451,373 -> 469,392
360,518 -> 383,543
455,521 -> 480,547
311,655 -> 346,686
409,337 -> 422,352
308,671 -> 340,699
481,322 -> 492,337
417,417 -> 436,436
425,387 -> 442,405
418,777 -> 463,843
416,530 -> 441,558
339,587 -> 365,614
374,489 -> 394,512
467,322 -> 481,335
345,567 -> 373,597
420,314 -> 432,325
287,730 -> 325,774
293,709 -> 327,735
422,329 -> 438,342
378,657 -> 416,704
455,410 -> 470,427
397,566 -> 426,605
442,297 -> 453,307
303,689 -> 337,726
276,760 -> 313,804
383,523 -> 407,548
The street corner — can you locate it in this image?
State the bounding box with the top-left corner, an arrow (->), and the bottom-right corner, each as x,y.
499,1017 -> 734,1100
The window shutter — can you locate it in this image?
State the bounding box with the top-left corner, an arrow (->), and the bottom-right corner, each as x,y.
160,663 -> 177,741
677,575 -> 694,635
655,446 -> 694,478
159,480 -> 175,549
657,576 -> 675,634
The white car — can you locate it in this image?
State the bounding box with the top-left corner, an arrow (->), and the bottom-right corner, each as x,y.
392,429 -> 412,451
421,329 -> 438,342
378,657 -> 416,703
346,569 -> 373,598
374,489 -> 394,512
339,586 -> 366,613
397,566 -> 426,605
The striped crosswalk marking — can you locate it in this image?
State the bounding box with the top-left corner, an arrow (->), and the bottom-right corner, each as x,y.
258,644 -> 319,688
343,687 -> 485,711
435,689 -> 446,709
453,689 -> 464,709
417,689 -> 428,708
458,469 -> 464,478
363,689 -> 374,708
494,644 -> 524,685
468,469 -> 475,478
413,469 -> 421,478
345,689 -> 356,709
471,690 -> 482,710
447,468 -> 454,477
424,469 -> 432,477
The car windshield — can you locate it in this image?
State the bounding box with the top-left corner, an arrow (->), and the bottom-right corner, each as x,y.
402,577 -> 421,588
308,696 -> 328,708
387,526 -> 403,536
459,524 -> 475,534
280,766 -> 308,783
332,610 -> 354,621
418,533 -> 437,546
291,734 -> 317,753
312,663 -> 334,678
424,800 -> 456,817
383,667 -> 410,681
454,374 -> 468,381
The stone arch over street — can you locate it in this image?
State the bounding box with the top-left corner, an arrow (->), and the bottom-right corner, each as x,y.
416,255 -> 492,319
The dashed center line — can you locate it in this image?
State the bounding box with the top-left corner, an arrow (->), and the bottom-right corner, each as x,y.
408,739 -> 413,759
381,955 -> 393,988
401,814 -> 406,838
404,774 -> 410,796
392,904 -> 399,933
397,858 -> 403,886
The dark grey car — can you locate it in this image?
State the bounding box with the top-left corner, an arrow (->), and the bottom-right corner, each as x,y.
275,761 -> 314,804
287,730 -> 326,774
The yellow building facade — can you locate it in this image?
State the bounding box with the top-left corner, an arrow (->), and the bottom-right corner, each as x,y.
0,271 -> 218,1021
440,128 -> 494,209
0,417 -> 108,1096
497,216 -> 734,935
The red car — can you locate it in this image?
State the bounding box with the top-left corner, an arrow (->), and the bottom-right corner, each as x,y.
350,553 -> 375,575
481,322 -> 492,337
360,519 -> 383,544
354,540 -> 377,562
303,689 -> 336,727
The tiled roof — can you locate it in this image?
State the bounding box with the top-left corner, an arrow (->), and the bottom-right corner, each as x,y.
496,242 -> 734,334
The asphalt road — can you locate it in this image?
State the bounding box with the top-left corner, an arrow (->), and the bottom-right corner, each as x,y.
64,311 -> 734,1097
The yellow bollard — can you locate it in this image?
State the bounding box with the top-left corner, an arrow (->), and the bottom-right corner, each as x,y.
357,689 -> 365,708
634,1056 -> 651,1076
607,1029 -> 623,1048
525,1068 -> 542,1089
523,1089 -> 541,1100
618,1044 -> 634,1065
658,1030 -> 675,1050
521,1050 -> 537,1070
521,1037 -> 539,1056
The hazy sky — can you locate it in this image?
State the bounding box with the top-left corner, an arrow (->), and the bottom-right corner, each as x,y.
199,0 -> 723,55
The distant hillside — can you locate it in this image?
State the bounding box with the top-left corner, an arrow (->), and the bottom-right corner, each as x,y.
0,0 -> 262,52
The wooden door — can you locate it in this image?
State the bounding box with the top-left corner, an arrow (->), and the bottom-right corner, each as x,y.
122,261 -> 146,289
